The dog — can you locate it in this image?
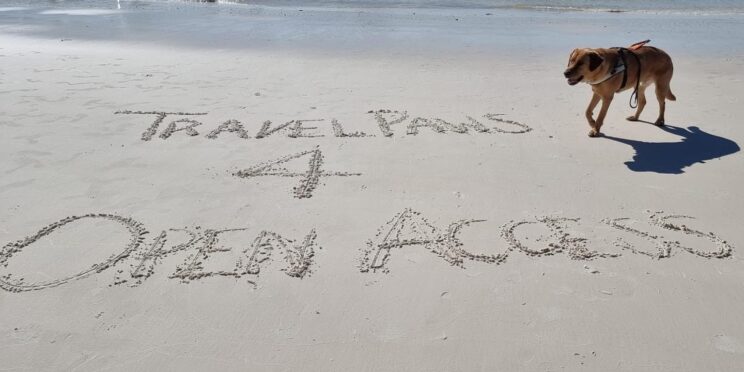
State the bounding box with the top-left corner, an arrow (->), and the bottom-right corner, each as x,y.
564,41 -> 676,137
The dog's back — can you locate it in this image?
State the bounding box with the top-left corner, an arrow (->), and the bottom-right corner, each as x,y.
634,46 -> 676,101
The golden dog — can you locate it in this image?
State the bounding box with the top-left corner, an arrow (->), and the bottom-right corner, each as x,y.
564,42 -> 676,137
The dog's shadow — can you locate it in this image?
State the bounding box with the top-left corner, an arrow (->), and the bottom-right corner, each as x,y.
602,122 -> 740,174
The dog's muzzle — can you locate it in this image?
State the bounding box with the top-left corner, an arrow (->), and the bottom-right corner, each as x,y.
566,75 -> 583,85
564,69 -> 583,85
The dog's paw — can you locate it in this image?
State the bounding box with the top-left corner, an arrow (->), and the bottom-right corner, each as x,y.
654,119 -> 665,126
626,115 -> 639,122
588,130 -> 601,137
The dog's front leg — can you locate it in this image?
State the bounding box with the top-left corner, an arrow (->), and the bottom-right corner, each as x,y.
586,92 -> 600,134
590,93 -> 614,137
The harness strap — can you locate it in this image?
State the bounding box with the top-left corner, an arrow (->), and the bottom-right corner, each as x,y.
617,48 -> 629,90
614,47 -> 643,109
590,55 -> 625,85
627,49 -> 642,109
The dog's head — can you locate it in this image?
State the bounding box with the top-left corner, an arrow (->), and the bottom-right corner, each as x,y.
564,48 -> 605,86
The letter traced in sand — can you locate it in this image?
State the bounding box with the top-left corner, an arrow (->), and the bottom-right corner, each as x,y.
206,120 -> 250,139
255,120 -> 293,139
603,211 -> 733,259
115,110 -> 207,141
369,109 -> 410,137
500,216 -> 619,260
169,228 -> 319,285
288,119 -> 325,138
483,113 -> 533,134
243,229 -> 319,278
602,217 -> 673,258
0,214 -> 147,293
649,212 -> 732,258
159,118 -> 202,139
234,146 -> 361,199
359,208 -> 506,273
126,228 -> 201,286
332,119 -> 370,137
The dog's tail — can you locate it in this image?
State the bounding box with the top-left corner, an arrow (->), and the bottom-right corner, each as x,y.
629,39 -> 651,51
667,90 -> 677,101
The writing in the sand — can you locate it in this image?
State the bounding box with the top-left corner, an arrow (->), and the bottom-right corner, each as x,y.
0,210 -> 733,293
233,146 -> 362,199
116,109 -> 533,141
116,108 -> 533,199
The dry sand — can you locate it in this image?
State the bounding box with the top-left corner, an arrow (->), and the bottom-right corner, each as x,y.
2,2 -> 744,371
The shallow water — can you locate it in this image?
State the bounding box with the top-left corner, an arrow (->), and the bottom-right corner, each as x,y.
5,0 -> 744,14
1,0 -> 742,58
209,0 -> 744,14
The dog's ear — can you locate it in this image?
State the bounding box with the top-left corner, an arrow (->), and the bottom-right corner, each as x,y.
588,52 -> 604,71
568,48 -> 579,66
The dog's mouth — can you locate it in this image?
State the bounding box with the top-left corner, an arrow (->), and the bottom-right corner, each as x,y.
567,75 -> 583,85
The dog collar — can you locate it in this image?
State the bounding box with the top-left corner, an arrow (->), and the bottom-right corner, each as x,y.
588,58 -> 625,85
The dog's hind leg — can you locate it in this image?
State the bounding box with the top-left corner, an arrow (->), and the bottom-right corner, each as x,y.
654,71 -> 674,126
586,92 -> 601,136
654,82 -> 669,126
626,83 -> 647,122
590,94 -> 613,137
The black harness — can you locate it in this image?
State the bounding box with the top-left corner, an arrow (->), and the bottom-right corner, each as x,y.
613,47 -> 642,108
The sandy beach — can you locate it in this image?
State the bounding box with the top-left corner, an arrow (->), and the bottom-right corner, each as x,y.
2,1 -> 744,370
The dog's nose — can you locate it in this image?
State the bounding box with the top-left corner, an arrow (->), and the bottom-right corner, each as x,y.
563,70 -> 571,78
